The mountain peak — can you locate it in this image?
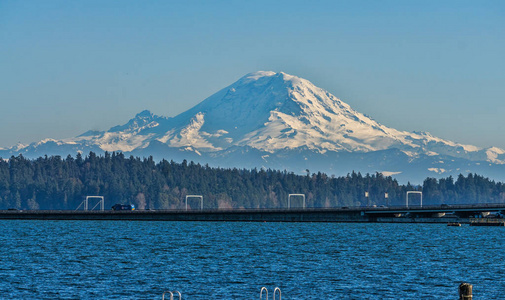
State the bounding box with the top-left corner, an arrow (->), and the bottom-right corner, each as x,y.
135,109 -> 155,119
3,71 -> 505,182
237,71 -> 305,87
109,110 -> 161,133
241,71 -> 277,81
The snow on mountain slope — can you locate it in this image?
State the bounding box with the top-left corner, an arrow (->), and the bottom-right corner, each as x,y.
486,147 -> 505,164
148,71 -> 491,161
65,110 -> 165,153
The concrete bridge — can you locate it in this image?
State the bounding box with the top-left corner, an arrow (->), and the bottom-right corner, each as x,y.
1,204 -> 504,223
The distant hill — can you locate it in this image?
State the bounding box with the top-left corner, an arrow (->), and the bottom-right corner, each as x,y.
2,71 -> 505,183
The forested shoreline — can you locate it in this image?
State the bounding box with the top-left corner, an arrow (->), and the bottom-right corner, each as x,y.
0,152 -> 504,210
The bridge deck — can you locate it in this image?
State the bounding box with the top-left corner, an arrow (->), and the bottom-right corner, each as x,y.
0,204 -> 503,222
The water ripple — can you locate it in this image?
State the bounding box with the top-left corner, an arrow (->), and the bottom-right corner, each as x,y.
1,221 -> 504,299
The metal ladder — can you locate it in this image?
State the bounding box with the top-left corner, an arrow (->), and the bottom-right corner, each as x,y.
260,287 -> 281,300
162,291 -> 181,300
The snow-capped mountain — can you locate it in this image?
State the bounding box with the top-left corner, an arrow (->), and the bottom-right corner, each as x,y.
2,71 -> 505,182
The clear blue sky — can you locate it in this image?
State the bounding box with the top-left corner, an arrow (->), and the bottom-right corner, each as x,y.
1,0 -> 504,149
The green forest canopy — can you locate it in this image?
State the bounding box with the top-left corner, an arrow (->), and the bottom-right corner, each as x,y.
1,152 -> 504,210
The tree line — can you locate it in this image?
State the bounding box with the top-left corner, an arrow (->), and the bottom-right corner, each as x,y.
0,152 -> 504,210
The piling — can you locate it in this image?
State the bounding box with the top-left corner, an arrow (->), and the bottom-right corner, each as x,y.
459,283 -> 472,300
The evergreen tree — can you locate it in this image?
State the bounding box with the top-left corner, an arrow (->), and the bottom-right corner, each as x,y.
0,152 -> 503,210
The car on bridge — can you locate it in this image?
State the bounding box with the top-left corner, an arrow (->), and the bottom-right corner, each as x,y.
111,204 -> 135,211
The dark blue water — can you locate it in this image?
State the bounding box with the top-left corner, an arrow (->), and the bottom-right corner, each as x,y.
1,221 -> 503,299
